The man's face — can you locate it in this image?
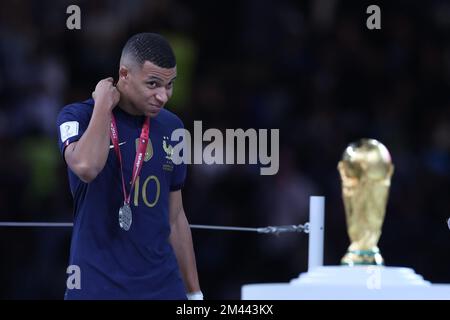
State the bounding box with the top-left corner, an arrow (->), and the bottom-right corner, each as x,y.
122,60 -> 177,117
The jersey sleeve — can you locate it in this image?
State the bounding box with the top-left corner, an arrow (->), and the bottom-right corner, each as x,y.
170,119 -> 187,191
56,103 -> 92,157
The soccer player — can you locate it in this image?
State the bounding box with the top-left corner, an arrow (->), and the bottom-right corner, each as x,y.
56,33 -> 202,299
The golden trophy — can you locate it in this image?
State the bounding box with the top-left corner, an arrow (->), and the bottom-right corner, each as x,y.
243,138 -> 450,298
338,138 -> 394,266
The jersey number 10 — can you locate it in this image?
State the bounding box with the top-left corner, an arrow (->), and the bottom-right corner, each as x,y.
133,175 -> 160,208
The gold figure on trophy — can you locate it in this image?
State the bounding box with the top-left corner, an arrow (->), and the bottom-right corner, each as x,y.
338,139 -> 394,266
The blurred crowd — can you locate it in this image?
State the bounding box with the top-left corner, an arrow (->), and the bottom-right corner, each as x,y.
0,0 -> 450,299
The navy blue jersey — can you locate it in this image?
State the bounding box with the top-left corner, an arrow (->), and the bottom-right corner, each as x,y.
56,99 -> 187,299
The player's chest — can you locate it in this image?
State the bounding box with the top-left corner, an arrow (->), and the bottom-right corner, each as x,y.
108,122 -> 176,175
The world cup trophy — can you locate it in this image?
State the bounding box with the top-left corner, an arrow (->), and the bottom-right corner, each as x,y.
243,138 -> 450,299
338,138 -> 394,266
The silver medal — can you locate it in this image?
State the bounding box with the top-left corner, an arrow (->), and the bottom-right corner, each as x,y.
119,204 -> 132,231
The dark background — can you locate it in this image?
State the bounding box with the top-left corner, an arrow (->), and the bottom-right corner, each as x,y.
0,0 -> 449,299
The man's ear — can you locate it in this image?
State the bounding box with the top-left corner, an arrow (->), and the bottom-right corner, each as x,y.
119,65 -> 129,81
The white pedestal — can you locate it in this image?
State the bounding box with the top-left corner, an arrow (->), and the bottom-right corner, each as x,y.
242,266 -> 450,300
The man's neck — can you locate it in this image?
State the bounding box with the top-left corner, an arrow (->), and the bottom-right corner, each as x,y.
116,82 -> 144,116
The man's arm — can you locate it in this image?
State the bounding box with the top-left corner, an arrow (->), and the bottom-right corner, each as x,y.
169,190 -> 201,296
65,78 -> 119,183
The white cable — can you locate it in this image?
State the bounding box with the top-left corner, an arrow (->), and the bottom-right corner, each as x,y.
0,222 -> 73,227
0,221 -> 309,234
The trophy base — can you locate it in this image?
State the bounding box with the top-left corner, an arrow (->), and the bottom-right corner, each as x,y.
341,249 -> 383,266
290,266 -> 430,287
241,266 -> 450,300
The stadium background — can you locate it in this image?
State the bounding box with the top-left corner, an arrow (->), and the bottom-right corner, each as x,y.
0,0 -> 449,299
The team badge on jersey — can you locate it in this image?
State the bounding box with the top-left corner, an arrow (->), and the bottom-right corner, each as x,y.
135,137 -> 153,161
163,136 -> 174,161
162,136 -> 174,171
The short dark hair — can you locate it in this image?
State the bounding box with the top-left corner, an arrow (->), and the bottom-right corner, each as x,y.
121,33 -> 176,68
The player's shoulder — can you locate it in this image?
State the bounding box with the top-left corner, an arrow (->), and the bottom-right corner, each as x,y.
58,98 -> 94,119
156,108 -> 184,129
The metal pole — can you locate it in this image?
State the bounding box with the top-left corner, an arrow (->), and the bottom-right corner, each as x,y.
308,196 -> 325,271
